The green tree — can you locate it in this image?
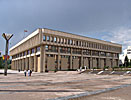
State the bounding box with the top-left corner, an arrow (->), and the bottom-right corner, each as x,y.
124,55 -> 129,67
129,59 -> 131,67
0,57 -> 11,69
0,57 -> 4,69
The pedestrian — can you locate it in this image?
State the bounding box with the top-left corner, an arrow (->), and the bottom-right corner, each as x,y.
24,70 -> 26,77
18,69 -> 20,72
28,69 -> 30,76
30,70 -> 32,76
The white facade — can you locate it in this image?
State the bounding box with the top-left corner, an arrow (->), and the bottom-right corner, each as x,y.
119,46 -> 131,64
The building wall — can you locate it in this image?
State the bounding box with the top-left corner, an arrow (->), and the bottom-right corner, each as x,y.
47,57 -> 55,70
10,28 -> 122,72
100,59 -> 105,69
61,58 -> 68,70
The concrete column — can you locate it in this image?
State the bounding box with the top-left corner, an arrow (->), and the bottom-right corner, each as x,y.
98,52 -> 101,69
12,61 -> 14,70
19,59 -> 22,70
29,57 -> 32,70
112,59 -> 114,68
105,58 -> 108,67
17,60 -> 19,70
43,45 -> 46,72
34,48 -> 37,72
117,59 -> 119,67
29,50 -> 33,70
25,58 -> 27,70
66,39 -> 68,45
15,60 -> 17,70
98,58 -> 101,69
14,61 -> 16,70
21,59 -> 23,70
58,47 -> 60,70
21,59 -> 24,71
81,49 -> 83,67
16,60 -> 18,70
90,51 -> 93,69
11,61 -> 14,70
90,58 -> 92,69
112,53 -> 114,68
70,48 -> 72,69
25,57 -> 29,70
40,45 -> 44,72
19,60 -> 21,70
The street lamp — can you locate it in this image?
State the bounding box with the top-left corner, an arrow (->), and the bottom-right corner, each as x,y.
2,33 -> 13,76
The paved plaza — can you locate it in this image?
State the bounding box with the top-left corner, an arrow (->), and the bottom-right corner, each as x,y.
0,70 -> 131,100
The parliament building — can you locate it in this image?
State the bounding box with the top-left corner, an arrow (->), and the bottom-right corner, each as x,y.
9,28 -> 122,72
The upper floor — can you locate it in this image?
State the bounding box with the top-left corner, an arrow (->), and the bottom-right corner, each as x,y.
9,28 -> 122,56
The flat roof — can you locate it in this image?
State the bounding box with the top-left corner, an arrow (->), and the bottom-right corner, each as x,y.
9,28 -> 122,52
9,29 -> 39,51
43,28 -> 122,47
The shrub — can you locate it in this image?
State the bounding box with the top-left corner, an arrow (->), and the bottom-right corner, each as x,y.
103,66 -> 109,70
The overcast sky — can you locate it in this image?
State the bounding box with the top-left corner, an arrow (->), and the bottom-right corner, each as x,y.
0,0 -> 131,55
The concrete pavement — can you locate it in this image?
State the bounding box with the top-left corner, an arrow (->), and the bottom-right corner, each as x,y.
0,70 -> 131,100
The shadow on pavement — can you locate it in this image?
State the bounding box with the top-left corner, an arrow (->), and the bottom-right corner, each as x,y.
0,89 -> 82,92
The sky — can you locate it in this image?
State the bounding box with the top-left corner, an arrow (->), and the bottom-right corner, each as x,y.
0,0 -> 131,55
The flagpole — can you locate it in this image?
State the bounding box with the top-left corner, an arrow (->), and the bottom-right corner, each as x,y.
23,31 -> 25,39
23,30 -> 27,39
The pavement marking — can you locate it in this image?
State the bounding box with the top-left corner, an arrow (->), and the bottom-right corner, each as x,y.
48,84 -> 131,100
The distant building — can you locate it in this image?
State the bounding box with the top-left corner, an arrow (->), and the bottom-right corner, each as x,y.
9,28 -> 122,72
119,46 -> 131,65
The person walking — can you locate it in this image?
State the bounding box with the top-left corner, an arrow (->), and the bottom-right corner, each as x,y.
30,70 -> 32,76
28,69 -> 30,76
24,70 -> 27,77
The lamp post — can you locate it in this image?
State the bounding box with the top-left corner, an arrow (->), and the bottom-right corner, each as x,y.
2,33 -> 13,76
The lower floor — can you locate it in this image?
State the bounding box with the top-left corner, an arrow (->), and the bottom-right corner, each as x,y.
11,53 -> 119,72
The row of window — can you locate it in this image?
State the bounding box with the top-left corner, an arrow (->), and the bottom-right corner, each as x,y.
12,45 -> 119,59
45,45 -> 118,57
12,47 -> 40,59
43,35 -> 121,52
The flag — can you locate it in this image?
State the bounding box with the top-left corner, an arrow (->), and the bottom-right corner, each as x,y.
24,30 -> 28,32
2,55 -> 10,60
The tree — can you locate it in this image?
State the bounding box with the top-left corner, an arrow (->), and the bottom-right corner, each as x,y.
124,55 -> 129,67
0,57 -> 4,69
129,59 -> 131,67
0,57 -> 11,69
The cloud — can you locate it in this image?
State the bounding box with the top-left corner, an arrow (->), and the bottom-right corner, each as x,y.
0,0 -> 131,55
102,27 -> 131,51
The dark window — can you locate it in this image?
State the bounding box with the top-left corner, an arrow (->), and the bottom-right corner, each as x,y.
83,50 -> 91,55
68,39 -> 70,45
31,48 -> 34,54
27,50 -> 30,55
24,52 -> 26,56
100,52 -> 106,56
106,53 -> 112,57
47,36 -> 50,41
37,47 -> 40,52
67,48 -> 71,53
76,41 -> 78,46
54,37 -> 57,43
43,35 -> 46,41
73,48 -> 81,54
92,51 -> 99,56
45,45 -> 48,51
52,46 -> 58,52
